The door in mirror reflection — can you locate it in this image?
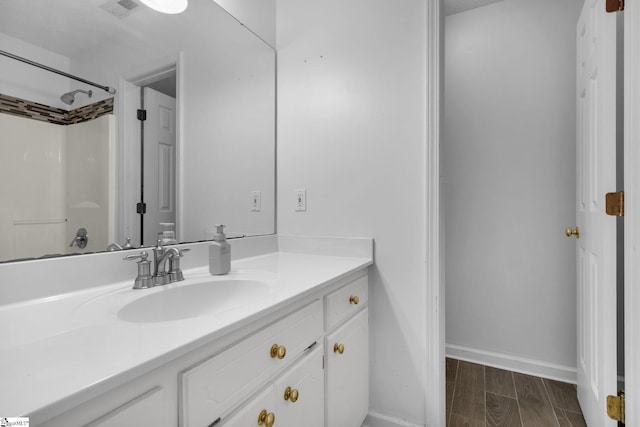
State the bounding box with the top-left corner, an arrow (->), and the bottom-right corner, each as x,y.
141,87 -> 176,246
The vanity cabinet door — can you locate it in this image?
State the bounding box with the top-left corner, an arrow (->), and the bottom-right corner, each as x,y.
325,308 -> 369,427
221,385 -> 276,427
181,300 -> 323,427
274,346 -> 324,427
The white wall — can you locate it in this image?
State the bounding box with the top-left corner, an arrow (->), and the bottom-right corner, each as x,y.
213,0 -> 276,48
277,0 -> 428,424
444,0 -> 583,380
0,32 -> 71,110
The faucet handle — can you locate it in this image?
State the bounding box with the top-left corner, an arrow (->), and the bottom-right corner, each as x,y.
168,248 -> 190,282
124,251 -> 154,289
124,251 -> 149,262
176,248 -> 190,256
122,237 -> 133,249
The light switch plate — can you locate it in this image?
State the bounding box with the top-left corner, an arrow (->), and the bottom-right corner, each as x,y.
295,189 -> 307,211
251,190 -> 261,211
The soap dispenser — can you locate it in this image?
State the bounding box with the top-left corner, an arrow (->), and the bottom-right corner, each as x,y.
209,224 -> 231,275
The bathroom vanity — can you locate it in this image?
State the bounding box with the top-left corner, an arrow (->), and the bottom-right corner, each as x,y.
0,236 -> 372,427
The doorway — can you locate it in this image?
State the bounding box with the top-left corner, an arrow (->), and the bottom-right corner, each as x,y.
118,63 -> 179,247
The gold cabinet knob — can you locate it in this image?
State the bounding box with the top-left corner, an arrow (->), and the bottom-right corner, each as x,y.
349,295 -> 359,305
283,386 -> 299,403
258,409 -> 276,427
334,343 -> 345,354
270,344 -> 287,359
565,226 -> 580,239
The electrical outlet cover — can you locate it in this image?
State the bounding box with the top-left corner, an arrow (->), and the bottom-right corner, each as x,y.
295,189 -> 307,211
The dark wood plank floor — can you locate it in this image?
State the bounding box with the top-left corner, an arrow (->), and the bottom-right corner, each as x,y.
446,358 -> 587,427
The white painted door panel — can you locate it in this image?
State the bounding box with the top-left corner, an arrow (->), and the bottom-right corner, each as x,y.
221,385 -> 275,427
142,87 -> 176,245
325,308 -> 368,427
274,346 -> 324,427
576,1 -> 617,425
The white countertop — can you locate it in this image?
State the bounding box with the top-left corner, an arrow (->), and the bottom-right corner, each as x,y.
0,250 -> 372,423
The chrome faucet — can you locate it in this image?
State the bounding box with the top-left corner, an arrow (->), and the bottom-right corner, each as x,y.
107,237 -> 133,252
124,242 -> 189,289
152,241 -> 190,285
152,240 -> 174,285
123,251 -> 154,289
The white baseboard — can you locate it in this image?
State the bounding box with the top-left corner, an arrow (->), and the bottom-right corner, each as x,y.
446,344 -> 577,384
362,410 -> 423,427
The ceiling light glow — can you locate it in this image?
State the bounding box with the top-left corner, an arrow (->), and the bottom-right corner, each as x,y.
139,0 -> 187,14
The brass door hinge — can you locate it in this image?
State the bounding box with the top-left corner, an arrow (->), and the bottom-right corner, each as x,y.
607,391 -> 625,424
606,0 -> 625,12
606,191 -> 624,216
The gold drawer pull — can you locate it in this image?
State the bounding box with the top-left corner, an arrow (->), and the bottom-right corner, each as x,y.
258,409 -> 275,427
349,295 -> 360,305
284,386 -> 299,403
333,343 -> 345,354
270,344 -> 287,359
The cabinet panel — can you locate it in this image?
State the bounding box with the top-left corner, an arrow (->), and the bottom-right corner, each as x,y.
325,308 -> 369,427
181,300 -> 323,427
274,346 -> 324,427
86,387 -> 166,427
221,385 -> 275,427
325,274 -> 368,331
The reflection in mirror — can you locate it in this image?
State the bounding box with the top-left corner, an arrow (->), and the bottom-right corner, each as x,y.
0,0 -> 275,262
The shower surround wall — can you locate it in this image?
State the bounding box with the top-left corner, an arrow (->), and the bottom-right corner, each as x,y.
0,105 -> 115,261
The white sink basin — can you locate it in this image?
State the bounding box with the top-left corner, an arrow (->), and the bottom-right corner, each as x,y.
118,279 -> 271,323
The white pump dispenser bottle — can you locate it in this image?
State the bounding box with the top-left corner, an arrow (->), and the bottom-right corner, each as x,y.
209,224 -> 231,275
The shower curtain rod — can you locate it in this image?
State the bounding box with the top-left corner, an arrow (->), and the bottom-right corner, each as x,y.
0,49 -> 117,95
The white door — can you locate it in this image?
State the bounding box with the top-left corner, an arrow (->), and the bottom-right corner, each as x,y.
142,87 -> 176,246
325,308 -> 369,427
575,0 -> 618,425
274,347 -> 324,427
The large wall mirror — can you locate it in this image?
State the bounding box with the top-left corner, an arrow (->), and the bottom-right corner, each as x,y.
0,0 -> 275,262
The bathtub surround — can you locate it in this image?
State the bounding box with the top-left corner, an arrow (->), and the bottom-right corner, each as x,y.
0,112 -> 115,261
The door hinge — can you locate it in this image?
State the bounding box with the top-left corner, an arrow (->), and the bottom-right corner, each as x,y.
605,191 -> 624,216
607,390 -> 625,424
136,202 -> 147,214
137,109 -> 147,121
606,0 -> 624,12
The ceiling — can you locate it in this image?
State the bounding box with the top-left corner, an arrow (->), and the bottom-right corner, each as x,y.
2,0 -> 507,57
0,0 -> 155,58
444,0 -> 505,16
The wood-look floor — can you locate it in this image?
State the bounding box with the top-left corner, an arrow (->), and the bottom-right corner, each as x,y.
446,358 -> 587,427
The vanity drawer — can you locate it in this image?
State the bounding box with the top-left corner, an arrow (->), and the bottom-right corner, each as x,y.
180,299 -> 323,427
325,274 -> 368,331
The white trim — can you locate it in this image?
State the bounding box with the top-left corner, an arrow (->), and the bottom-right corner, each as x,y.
363,410 -> 423,427
624,1 -> 640,424
425,0 -> 444,426
176,52 -> 185,243
446,344 -> 577,384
